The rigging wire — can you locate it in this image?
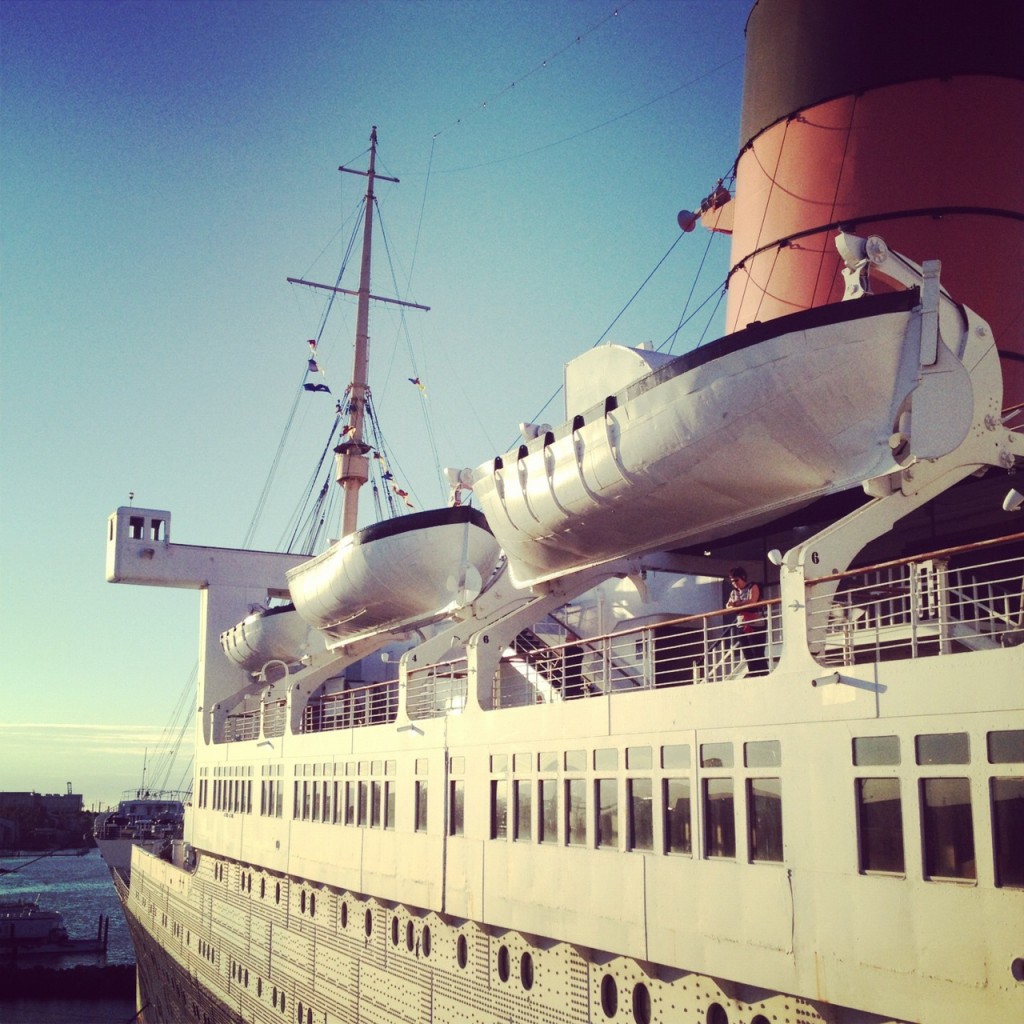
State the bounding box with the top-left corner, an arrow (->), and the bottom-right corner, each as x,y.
432,1 -> 638,141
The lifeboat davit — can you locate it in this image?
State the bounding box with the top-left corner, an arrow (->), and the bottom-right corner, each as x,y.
287,506 -> 501,646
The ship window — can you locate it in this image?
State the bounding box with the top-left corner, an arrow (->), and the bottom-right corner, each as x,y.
921,778 -> 975,881
491,754 -> 508,773
312,783 -> 320,821
748,778 -> 783,863
330,781 -> 338,823
596,778 -> 618,849
415,757 -> 429,775
129,515 -> 144,539
450,755 -> 465,774
497,944 -> 510,982
371,781 -> 382,828
703,778 -> 735,858
309,893 -> 315,917
538,779 -> 558,843
744,740 -> 781,768
422,925 -> 431,957
632,982 -> 651,1024
406,920 -> 414,951
565,749 -> 586,771
514,779 -> 531,841
449,780 -> 464,836
457,934 -> 468,969
491,780 -> 507,839
345,782 -> 356,825
662,743 -> 690,769
628,779 -> 653,851
364,909 -> 373,936
626,746 -> 652,770
384,781 -> 395,830
856,778 -> 904,874
415,780 -> 428,832
700,743 -> 733,769
991,778 -> 1024,887
300,891 -> 306,914
595,747 -> 618,771
298,1002 -> 303,1022
321,781 -> 330,822
357,781 -> 368,826
664,778 -> 692,855
521,951 -> 534,990
987,729 -> 1024,763
539,751 -> 558,772
391,916 -> 399,946
513,753 -> 531,772
566,778 -> 587,846
916,733 -> 969,765
853,735 -> 900,766
600,974 -> 618,1017
340,902 -> 348,928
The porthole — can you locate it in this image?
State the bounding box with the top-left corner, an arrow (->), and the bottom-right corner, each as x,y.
422,925 -> 431,957
341,901 -> 348,928
520,951 -> 534,990
632,982 -> 651,1024
497,944 -> 510,982
406,920 -> 414,951
364,908 -> 373,937
600,974 -> 618,1018
457,934 -> 468,969
391,916 -> 399,946
707,1004 -> 728,1024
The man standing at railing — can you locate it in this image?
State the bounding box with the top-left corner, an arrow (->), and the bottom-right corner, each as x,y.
726,567 -> 769,677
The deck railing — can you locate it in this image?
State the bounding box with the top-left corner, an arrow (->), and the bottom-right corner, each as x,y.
214,534 -> 1023,732
492,603 -> 782,708
808,533 -> 1024,665
407,658 -> 469,719
302,680 -> 398,733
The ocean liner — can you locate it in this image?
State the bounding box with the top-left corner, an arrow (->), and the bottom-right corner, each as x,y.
104,2 -> 1024,1022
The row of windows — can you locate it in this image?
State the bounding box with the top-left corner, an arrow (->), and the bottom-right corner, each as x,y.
853,730 -> 1023,886
198,731 -> 1022,883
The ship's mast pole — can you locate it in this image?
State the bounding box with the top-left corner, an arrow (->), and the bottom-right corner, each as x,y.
336,126 -> 390,537
288,127 -> 428,537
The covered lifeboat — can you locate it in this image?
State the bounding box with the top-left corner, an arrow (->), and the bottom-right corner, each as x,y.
471,233 -> 1002,587
286,505 -> 502,648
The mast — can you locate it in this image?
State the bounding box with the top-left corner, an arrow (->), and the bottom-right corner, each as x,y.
288,127 -> 429,538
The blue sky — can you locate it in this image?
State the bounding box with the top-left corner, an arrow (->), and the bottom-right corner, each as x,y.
1,0 -> 749,808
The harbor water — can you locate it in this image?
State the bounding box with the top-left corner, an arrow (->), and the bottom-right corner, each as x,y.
1,848 -> 137,1022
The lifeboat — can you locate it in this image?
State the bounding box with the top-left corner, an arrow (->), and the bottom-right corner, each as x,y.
472,236 -> 992,586
287,506 -> 501,646
220,603 -> 324,673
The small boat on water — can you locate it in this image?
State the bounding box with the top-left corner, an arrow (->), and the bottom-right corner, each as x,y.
0,898 -> 109,958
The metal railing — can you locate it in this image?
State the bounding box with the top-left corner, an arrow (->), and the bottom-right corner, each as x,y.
492,604 -> 782,708
808,533 -> 1024,666
407,658 -> 469,719
302,680 -> 399,733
